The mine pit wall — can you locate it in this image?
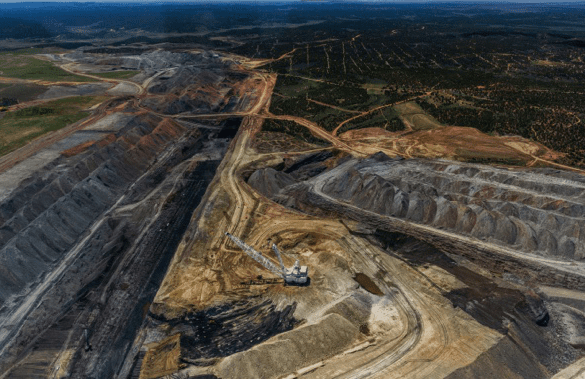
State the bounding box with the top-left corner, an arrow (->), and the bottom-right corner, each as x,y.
68,159 -> 225,379
276,184 -> 582,376
0,118 -> 239,378
134,297 -> 298,378
299,186 -> 585,292
0,113 -> 181,312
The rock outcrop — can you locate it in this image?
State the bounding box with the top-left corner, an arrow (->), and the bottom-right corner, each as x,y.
247,168 -> 297,198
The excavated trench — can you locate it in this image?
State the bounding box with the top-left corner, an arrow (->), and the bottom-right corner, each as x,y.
0,116 -> 240,378
246,151 -> 585,377
369,230 -> 578,374
137,298 -> 298,373
0,45 -> 273,377
68,159 -> 226,378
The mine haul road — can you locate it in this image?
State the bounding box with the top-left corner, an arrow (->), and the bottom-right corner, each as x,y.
209,139 -> 428,379
0,56 -> 276,377
140,66 -> 432,378
211,138 -> 494,379
216,88 -> 585,377
58,62 -> 145,95
179,72 -> 499,378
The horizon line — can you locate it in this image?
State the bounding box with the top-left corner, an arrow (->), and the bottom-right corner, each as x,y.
1,0 -> 585,3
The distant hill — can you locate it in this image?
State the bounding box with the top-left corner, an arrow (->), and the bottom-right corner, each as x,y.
0,17 -> 52,39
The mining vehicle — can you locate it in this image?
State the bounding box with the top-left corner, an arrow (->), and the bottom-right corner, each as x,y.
225,232 -> 309,285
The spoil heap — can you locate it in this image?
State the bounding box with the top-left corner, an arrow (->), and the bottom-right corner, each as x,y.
273,154 -> 585,261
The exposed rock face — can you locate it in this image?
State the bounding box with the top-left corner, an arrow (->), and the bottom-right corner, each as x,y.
0,114 -> 239,378
218,313 -> 359,379
445,336 -> 550,379
67,49 -> 251,116
553,303 -> 585,348
146,298 -> 297,364
68,49 -> 225,72
247,168 -> 297,198
0,114 -> 185,306
283,151 -> 334,181
311,156 -> 585,261
552,357 -> 585,379
140,65 -> 245,115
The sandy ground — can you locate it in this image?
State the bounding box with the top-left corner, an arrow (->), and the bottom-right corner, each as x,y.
552,357 -> 585,379
107,82 -> 140,96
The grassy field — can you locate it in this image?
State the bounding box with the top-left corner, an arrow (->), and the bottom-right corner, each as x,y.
339,107 -> 405,134
89,71 -> 140,80
0,52 -> 96,82
0,95 -> 107,157
454,148 -> 526,166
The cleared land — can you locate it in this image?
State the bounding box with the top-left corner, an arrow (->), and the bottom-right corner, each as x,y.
1,3 -> 585,379
0,52 -> 95,82
0,95 -> 107,156
89,70 -> 140,80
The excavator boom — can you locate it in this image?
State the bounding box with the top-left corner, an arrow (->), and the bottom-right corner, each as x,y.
271,243 -> 286,272
225,233 -> 284,277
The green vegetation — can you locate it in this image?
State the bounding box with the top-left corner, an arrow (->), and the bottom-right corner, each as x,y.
0,95 -> 107,157
248,14 -> 585,167
271,75 -> 411,135
0,48 -> 58,56
0,53 -> 95,82
0,97 -> 18,107
418,91 -> 585,166
90,70 -> 140,80
271,94 -> 347,132
455,148 -> 526,166
262,119 -> 329,147
339,108 -> 405,135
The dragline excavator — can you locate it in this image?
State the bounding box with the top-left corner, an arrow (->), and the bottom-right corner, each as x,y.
225,232 -> 309,285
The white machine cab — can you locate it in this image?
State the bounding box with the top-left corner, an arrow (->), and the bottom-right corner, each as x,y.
225,232 -> 309,285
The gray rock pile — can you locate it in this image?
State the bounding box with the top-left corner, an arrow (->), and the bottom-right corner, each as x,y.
317,156 -> 585,260
248,168 -> 297,198
247,153 -> 585,262
0,114 -> 187,309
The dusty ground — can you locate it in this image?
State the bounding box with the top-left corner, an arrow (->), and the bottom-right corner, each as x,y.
136,53 -> 584,379
143,116 -> 505,378
0,45 -> 583,379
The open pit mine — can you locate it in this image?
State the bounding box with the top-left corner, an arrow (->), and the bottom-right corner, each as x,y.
0,46 -> 585,379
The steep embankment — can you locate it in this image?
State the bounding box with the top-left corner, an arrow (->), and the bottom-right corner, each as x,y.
317,155 -> 585,261
0,113 -> 183,309
0,114 -> 239,378
0,47 -> 261,378
246,152 -> 585,377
